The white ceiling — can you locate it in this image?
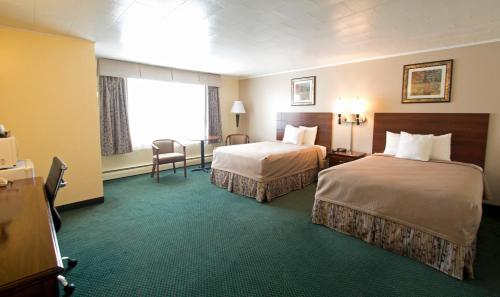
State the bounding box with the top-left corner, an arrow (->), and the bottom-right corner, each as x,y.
1,0 -> 500,77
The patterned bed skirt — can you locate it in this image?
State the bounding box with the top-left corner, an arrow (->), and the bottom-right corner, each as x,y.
311,199 -> 476,280
210,168 -> 318,202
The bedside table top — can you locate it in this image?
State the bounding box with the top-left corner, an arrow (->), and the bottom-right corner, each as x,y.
330,151 -> 367,158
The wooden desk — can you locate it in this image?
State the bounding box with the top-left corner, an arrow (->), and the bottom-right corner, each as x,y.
0,177 -> 63,297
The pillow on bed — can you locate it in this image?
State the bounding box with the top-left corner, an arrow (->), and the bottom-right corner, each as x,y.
395,131 -> 434,161
431,133 -> 452,161
299,126 -> 318,145
383,131 -> 400,155
282,125 -> 305,145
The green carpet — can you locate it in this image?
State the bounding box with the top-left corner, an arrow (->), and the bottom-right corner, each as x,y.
59,167 -> 500,296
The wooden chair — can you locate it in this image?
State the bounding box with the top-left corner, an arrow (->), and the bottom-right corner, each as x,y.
225,134 -> 250,145
151,139 -> 187,183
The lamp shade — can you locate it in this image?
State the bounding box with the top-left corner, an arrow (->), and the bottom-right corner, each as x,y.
333,97 -> 348,114
230,100 -> 246,114
350,97 -> 366,114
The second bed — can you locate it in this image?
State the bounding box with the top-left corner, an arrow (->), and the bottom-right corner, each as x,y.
211,112 -> 332,202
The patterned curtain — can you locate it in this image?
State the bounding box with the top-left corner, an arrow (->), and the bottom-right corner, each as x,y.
99,76 -> 133,156
206,86 -> 223,144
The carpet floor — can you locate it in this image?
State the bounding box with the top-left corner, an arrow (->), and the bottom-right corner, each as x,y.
59,167 -> 500,296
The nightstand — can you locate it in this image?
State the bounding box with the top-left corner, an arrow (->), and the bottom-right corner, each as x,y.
328,151 -> 367,167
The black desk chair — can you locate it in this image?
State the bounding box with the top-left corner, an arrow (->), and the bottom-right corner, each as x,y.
45,157 -> 77,296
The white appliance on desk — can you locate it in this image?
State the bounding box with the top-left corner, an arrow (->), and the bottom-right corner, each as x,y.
0,159 -> 35,181
0,136 -> 35,181
0,137 -> 17,169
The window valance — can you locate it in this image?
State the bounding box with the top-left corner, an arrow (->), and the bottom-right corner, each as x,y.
97,58 -> 221,87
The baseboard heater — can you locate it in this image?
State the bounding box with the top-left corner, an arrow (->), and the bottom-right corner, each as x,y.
102,154 -> 213,174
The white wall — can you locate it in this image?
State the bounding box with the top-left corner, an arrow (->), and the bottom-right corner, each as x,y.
239,41 -> 500,204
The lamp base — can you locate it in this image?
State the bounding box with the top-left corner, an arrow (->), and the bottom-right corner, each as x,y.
235,114 -> 240,127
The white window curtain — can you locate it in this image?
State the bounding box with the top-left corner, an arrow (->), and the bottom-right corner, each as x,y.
127,78 -> 205,149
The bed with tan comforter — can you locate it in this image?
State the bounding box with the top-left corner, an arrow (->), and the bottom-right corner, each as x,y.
210,141 -> 325,202
312,154 -> 486,279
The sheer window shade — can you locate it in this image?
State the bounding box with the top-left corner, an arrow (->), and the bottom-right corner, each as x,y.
127,78 -> 205,149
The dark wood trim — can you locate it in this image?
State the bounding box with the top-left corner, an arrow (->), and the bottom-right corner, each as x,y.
372,113 -> 489,168
276,112 -> 332,151
0,267 -> 63,296
330,151 -> 366,158
327,151 -> 366,167
56,196 -> 104,212
483,203 -> 500,217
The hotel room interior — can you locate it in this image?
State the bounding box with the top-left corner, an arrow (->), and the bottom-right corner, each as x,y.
0,0 -> 499,296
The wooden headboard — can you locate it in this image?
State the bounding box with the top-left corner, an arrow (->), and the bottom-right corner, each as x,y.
373,113 -> 489,167
276,112 -> 332,150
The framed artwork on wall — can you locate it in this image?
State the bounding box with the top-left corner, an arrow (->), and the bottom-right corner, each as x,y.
291,76 -> 315,106
402,60 -> 453,103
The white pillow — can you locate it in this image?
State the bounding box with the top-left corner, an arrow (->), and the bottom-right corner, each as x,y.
431,133 -> 452,161
282,125 -> 305,145
395,131 -> 434,161
383,131 -> 400,155
299,126 -> 318,146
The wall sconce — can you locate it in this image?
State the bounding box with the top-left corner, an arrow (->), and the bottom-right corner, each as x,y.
333,97 -> 367,152
334,97 -> 346,125
230,100 -> 246,128
334,97 -> 366,125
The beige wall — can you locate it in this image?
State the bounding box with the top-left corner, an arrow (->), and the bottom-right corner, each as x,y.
101,76 -> 240,178
239,41 -> 500,204
0,27 -> 104,205
219,76 -> 243,137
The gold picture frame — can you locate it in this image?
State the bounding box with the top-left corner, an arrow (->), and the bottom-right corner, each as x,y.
402,60 -> 453,103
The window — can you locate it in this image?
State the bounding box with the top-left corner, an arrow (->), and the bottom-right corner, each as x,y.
127,78 -> 205,149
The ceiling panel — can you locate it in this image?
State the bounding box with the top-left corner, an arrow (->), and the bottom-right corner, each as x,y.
0,0 -> 499,76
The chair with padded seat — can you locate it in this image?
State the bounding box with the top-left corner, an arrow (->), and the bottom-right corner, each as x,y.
45,156 -> 78,296
225,134 -> 250,145
151,139 -> 187,183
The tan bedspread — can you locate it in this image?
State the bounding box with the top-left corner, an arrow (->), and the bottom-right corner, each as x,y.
315,155 -> 484,246
211,141 -> 324,182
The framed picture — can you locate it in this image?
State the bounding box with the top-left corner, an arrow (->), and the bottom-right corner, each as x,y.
291,76 -> 315,106
402,60 -> 453,103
